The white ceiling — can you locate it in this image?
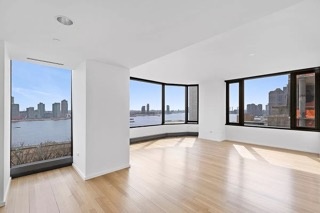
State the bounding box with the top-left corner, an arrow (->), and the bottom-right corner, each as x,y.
131,0 -> 320,83
0,0 -> 302,70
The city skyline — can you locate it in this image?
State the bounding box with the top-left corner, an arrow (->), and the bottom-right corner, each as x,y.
12,60 -> 72,111
12,97 -> 70,112
131,103 -> 184,113
12,97 -> 71,120
229,75 -> 289,110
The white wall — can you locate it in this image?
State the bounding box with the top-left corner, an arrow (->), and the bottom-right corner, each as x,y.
72,61 -> 87,178
198,79 -> 226,141
130,124 -> 198,139
0,40 -> 11,206
0,40 -> 4,207
73,60 -> 130,180
226,126 -> 320,153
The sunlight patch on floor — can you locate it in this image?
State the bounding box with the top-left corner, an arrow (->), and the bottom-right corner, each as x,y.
252,147 -> 320,175
233,144 -> 257,160
178,137 -> 196,147
144,139 -> 179,149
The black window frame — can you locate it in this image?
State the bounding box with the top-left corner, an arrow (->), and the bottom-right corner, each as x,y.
186,84 -> 199,124
130,77 -> 163,127
226,80 -> 242,125
130,77 -> 199,128
10,60 -> 73,178
164,83 -> 187,125
225,66 -> 320,132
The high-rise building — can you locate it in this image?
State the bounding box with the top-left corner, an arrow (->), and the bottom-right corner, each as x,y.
52,103 -> 61,118
265,105 -> 269,116
61,100 -> 68,117
247,103 -> 263,116
38,102 -> 45,118
268,87 -> 288,115
141,105 -> 146,114
146,104 -> 150,114
188,86 -> 198,121
11,96 -> 14,104
11,104 -> 20,120
166,105 -> 170,113
267,85 -> 290,127
26,107 -> 35,119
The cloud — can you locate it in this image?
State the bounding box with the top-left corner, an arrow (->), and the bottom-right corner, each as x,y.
13,88 -> 52,97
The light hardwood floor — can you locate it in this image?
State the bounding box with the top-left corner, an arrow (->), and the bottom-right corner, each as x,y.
1,137 -> 319,212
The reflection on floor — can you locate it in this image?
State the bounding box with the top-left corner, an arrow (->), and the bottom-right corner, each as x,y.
1,136 -> 319,212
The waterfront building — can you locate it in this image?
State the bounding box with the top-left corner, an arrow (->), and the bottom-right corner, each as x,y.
26,107 -> 35,119
11,103 -> 20,120
52,103 -> 61,118
61,100 -> 68,118
141,105 -> 146,114
38,102 -> 45,118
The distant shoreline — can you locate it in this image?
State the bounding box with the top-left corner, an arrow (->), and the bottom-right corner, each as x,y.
12,117 -> 71,123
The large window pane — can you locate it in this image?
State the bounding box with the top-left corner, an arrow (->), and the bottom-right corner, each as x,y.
130,80 -> 162,127
296,73 -> 315,128
229,83 -> 239,123
188,86 -> 198,122
165,85 -> 185,123
11,60 -> 72,167
244,75 -> 290,127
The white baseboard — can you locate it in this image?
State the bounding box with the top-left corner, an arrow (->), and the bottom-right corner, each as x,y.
4,177 -> 11,203
0,177 -> 11,207
85,163 -> 130,180
72,163 -> 86,180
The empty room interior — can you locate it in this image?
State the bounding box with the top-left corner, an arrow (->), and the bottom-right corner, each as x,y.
0,0 -> 320,212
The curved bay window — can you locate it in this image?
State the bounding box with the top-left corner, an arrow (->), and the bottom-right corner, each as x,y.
130,78 -> 199,127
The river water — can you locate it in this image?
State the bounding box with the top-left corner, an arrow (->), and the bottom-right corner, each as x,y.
11,119 -> 71,147
12,113 -> 187,146
130,113 -> 185,127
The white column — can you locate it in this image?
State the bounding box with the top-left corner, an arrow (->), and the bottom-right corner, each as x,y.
73,60 -> 130,180
0,40 -> 11,206
72,61 -> 87,178
198,78 -> 226,141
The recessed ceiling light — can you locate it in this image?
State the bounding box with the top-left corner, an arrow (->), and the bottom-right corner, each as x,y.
56,16 -> 73,26
249,53 -> 255,56
53,38 -> 61,42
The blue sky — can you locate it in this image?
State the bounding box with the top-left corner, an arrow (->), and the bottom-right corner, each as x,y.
229,75 -> 289,110
130,80 -> 185,110
12,60 -> 71,111
130,80 -> 162,110
165,85 -> 185,110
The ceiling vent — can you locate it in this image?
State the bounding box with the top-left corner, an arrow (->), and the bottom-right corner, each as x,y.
27,57 -> 64,66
